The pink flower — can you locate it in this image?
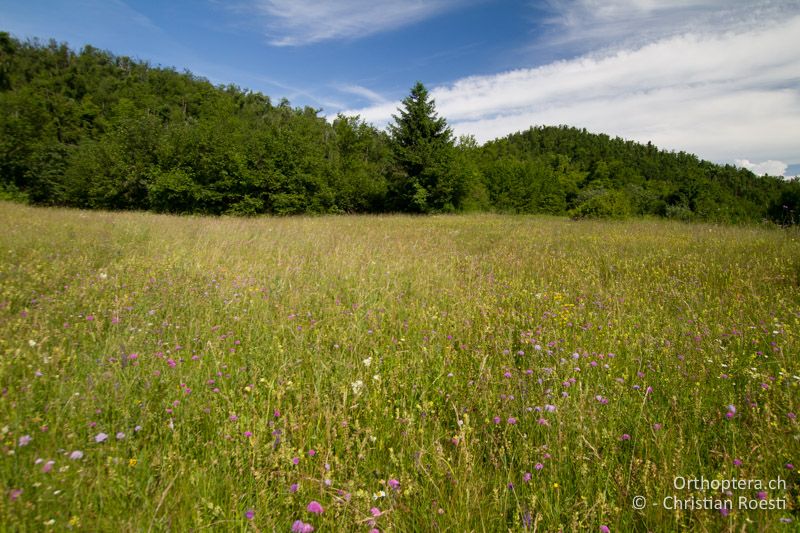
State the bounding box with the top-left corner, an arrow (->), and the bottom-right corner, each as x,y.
388,479 -> 400,490
507,417 -> 517,425
308,449 -> 316,456
307,501 -> 324,514
9,488 -> 22,501
292,520 -> 314,533
18,435 -> 31,447
95,432 -> 108,443
493,416 -> 501,425
41,460 -> 54,473
523,472 -> 531,482
244,431 -> 253,438
69,450 -> 84,460
370,507 -> 382,517
620,434 -> 631,441
245,509 -> 255,520
600,526 -> 610,533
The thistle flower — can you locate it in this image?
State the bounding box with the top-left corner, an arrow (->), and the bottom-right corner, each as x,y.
307,501 -> 324,514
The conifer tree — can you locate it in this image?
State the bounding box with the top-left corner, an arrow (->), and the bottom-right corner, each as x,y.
388,82 -> 458,212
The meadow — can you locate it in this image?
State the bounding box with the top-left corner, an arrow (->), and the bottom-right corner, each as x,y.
0,201 -> 797,531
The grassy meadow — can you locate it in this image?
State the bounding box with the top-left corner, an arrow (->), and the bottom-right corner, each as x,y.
0,201 -> 798,531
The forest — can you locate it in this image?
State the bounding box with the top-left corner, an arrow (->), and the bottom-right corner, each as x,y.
2,32 -> 798,223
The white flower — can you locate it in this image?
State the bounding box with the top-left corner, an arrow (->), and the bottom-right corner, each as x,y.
28,340 -> 36,347
351,380 -> 364,395
362,357 -> 372,367
372,374 -> 381,383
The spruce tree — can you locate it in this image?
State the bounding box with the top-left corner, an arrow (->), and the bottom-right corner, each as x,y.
388,82 -> 458,212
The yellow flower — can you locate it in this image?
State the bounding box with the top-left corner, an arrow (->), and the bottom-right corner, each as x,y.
552,483 -> 560,489
128,458 -> 137,467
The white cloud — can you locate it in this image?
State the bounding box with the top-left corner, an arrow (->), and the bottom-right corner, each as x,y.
251,0 -> 460,46
734,159 -> 789,177
343,14 -> 800,164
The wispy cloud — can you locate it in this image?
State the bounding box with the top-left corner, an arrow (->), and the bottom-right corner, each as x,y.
250,0 -> 461,46
335,84 -> 388,105
344,11 -> 800,165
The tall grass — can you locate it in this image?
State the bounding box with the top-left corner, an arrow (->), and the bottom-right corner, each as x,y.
0,202 -> 797,531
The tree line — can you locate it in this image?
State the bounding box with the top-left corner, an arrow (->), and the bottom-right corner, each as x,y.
1,33 -> 798,223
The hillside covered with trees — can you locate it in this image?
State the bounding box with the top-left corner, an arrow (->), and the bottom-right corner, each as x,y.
1,33 -> 798,223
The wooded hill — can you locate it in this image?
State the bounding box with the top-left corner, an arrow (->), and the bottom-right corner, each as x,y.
1,33 -> 798,223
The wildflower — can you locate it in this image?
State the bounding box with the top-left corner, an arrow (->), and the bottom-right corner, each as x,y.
620,434 -> 631,441
535,463 -> 544,470
290,483 -> 299,493
507,417 -> 517,425
493,416 -> 501,425
128,458 -> 137,467
363,357 -> 372,367
757,491 -> 767,500
42,460 -> 54,473
307,501 -> 324,514
245,509 -> 255,520
244,431 -> 253,438
116,432 -> 125,440
18,435 -> 31,447
308,449 -> 316,456
653,423 -> 662,431
544,404 -> 556,412
292,520 -> 315,533
600,526 -> 610,533
292,457 -> 300,465
786,463 -> 794,470
69,450 -> 84,460
388,479 -> 400,490
523,472 -> 531,482
9,488 -> 22,501
733,458 -> 742,466
94,433 -> 108,443
28,339 -> 36,347
351,380 -> 364,395
370,507 -> 382,517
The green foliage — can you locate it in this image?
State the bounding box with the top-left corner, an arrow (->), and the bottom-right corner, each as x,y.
0,33 -> 796,223
388,82 -> 460,212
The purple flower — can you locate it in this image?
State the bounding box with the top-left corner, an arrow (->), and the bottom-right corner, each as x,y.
244,431 -> 253,438
535,463 -> 544,470
733,458 -> 743,466
292,520 -> 315,533
290,483 -> 299,493
9,488 -> 22,501
292,456 -> 300,465
523,472 -> 531,482
307,500 -> 324,514
245,509 -> 255,520
620,434 -> 631,441
116,432 -> 125,440
18,435 -> 31,447
388,479 -> 400,490
370,507 -> 382,517
653,423 -> 662,431
493,416 -> 501,425
41,460 -> 54,473
95,432 -> 108,443
308,448 -> 316,456
507,417 -> 517,425
544,404 -> 556,412
69,450 -> 84,460
757,491 -> 767,500
600,526 -> 610,533
786,463 -> 794,470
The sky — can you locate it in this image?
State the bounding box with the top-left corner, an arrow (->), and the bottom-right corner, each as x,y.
2,0 -> 799,177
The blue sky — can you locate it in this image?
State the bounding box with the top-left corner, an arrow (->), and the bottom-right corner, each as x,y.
2,0 -> 799,176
